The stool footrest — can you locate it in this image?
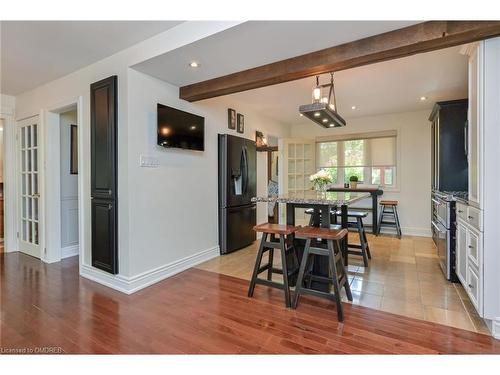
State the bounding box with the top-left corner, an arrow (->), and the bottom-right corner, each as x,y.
262,241 -> 285,250
254,279 -> 285,290
295,287 -> 339,302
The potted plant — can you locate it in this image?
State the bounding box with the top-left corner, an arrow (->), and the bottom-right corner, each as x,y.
349,175 -> 359,189
310,170 -> 332,192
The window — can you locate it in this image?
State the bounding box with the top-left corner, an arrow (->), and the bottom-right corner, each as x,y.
316,131 -> 397,188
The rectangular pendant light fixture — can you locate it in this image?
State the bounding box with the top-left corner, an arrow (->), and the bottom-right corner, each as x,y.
299,102 -> 346,128
299,73 -> 346,128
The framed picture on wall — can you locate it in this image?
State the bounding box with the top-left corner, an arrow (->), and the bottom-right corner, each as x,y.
70,124 -> 78,174
227,108 -> 236,130
237,113 -> 244,134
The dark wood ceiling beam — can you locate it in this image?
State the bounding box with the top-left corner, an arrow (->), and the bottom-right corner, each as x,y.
179,21 -> 500,102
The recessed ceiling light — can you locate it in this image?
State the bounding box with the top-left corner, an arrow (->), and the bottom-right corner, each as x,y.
420,96 -> 427,101
322,118 -> 328,123
329,124 -> 334,127
299,113 -> 303,117
314,112 -> 321,117
351,105 -> 357,110
189,61 -> 200,68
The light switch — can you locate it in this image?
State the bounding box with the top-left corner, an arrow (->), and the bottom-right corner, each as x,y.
140,154 -> 159,168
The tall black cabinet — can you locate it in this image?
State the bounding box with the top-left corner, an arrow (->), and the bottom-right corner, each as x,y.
91,76 -> 118,274
430,99 -> 468,192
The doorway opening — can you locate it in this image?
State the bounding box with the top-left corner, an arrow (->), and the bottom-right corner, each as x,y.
267,147 -> 279,224
39,96 -> 83,265
0,119 -> 4,253
59,108 -> 79,260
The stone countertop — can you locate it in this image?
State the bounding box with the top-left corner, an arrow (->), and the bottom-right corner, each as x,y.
252,191 -> 371,206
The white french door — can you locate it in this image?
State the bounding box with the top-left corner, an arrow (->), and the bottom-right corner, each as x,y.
17,116 -> 41,258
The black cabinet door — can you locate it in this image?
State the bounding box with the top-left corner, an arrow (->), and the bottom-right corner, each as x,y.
91,76 -> 117,200
91,76 -> 118,274
91,199 -> 118,274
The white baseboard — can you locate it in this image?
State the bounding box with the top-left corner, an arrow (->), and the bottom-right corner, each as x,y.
80,245 -> 220,295
379,226 -> 431,238
61,244 -> 79,259
492,318 -> 500,340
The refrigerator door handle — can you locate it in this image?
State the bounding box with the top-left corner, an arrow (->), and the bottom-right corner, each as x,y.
242,146 -> 249,195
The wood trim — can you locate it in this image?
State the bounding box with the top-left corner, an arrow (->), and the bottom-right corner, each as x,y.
180,21 -> 500,102
316,130 -> 397,143
257,145 -> 278,152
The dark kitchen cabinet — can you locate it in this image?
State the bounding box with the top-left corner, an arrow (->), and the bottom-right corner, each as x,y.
91,76 -> 118,274
430,99 -> 468,192
91,199 -> 117,274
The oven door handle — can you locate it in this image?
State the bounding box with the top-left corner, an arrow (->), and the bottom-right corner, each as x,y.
431,220 -> 445,233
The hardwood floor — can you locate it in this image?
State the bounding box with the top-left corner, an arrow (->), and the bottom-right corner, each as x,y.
197,234 -> 490,334
1,252 -> 500,354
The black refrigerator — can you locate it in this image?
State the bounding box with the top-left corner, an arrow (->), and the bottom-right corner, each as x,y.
218,134 -> 257,254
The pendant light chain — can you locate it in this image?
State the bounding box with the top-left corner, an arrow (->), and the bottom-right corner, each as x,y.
330,72 -> 337,111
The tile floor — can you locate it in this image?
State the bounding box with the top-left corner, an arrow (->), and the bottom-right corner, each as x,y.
196,233 -> 490,335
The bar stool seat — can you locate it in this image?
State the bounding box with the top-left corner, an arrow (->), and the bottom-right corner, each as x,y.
293,226 -> 352,321
254,223 -> 298,235
248,223 -> 299,307
295,226 -> 347,241
380,200 -> 398,206
334,210 -> 368,219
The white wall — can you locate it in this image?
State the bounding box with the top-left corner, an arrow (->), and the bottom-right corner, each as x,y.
59,110 -> 79,256
126,69 -> 290,276
291,110 -> 432,236
12,22 -> 241,282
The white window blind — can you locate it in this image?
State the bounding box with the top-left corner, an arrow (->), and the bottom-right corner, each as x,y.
316,131 -> 397,187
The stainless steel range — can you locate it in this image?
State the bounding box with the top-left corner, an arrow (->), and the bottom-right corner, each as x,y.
431,191 -> 460,281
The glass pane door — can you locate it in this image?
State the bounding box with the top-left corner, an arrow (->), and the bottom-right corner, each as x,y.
18,117 -> 41,258
279,138 -> 315,225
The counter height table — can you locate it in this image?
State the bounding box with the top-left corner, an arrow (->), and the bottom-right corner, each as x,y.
252,191 -> 370,292
327,187 -> 383,234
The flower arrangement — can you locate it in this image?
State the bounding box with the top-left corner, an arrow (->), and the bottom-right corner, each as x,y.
309,170 -> 332,192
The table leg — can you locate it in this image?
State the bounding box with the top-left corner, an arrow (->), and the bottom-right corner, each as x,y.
341,204 -> 349,266
312,207 -> 321,227
286,203 -> 295,225
372,192 -> 378,235
309,204 -> 331,292
320,206 -> 330,228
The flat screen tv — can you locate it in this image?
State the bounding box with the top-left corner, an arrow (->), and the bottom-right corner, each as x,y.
157,103 -> 205,151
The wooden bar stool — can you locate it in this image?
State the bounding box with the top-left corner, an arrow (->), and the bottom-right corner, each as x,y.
377,200 -> 402,238
292,226 -> 353,321
248,223 -> 299,308
333,210 -> 371,267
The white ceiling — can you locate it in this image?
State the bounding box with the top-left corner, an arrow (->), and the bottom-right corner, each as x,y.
221,46 -> 468,125
1,21 -> 182,95
133,21 -> 419,86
